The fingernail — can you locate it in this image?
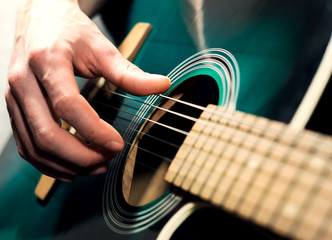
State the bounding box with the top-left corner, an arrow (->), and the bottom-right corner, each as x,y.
105,141 -> 124,152
59,177 -> 73,183
91,165 -> 108,175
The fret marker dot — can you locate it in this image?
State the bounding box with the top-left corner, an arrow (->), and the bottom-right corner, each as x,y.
310,157 -> 325,169
283,204 -> 297,217
248,160 -> 259,169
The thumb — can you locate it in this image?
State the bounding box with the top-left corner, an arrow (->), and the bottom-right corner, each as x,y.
93,46 -> 171,96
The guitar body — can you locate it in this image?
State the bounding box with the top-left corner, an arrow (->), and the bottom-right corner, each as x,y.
0,0 -> 331,239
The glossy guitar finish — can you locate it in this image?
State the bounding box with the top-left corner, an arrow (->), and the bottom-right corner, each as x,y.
0,0 -> 331,239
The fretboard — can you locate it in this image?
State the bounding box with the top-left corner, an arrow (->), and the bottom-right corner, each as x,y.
165,104 -> 332,240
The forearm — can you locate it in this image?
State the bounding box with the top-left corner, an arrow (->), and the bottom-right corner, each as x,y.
78,0 -> 108,17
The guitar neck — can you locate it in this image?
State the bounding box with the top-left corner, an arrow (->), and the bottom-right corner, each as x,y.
165,104 -> 332,240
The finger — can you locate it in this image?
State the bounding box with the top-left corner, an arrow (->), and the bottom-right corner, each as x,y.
8,110 -> 29,161
28,56 -> 124,155
100,55 -> 171,96
88,163 -> 108,175
8,69 -> 113,172
10,110 -> 108,179
29,159 -> 75,183
6,88 -> 77,181
83,39 -> 171,96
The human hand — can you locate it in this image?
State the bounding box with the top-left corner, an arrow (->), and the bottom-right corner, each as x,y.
5,0 -> 170,182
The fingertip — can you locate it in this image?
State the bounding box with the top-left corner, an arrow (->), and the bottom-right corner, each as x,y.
90,164 -> 108,175
148,74 -> 171,93
105,140 -> 125,152
58,177 -> 74,183
129,73 -> 171,96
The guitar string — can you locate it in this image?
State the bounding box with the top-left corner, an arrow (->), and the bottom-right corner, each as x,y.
122,139 -> 173,164
103,89 -> 310,145
99,89 -> 302,152
97,103 -> 188,165
91,85 -> 332,179
94,100 -> 190,136
105,89 -> 265,133
100,102 -> 332,222
95,98 -> 252,162
94,100 -> 332,199
94,90 -> 331,156
94,90 -> 332,227
95,99 -> 293,171
108,117 -> 180,149
111,110 -> 332,239
105,119 -> 175,171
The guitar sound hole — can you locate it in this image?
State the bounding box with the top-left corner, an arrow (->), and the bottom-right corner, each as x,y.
123,75 -> 219,206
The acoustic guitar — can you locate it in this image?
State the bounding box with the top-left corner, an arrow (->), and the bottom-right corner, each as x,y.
1,0 -> 332,239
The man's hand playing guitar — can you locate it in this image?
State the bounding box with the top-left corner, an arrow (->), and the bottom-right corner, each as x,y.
5,0 -> 170,182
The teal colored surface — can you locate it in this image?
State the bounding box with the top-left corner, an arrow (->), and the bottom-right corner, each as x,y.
0,139 -> 57,239
121,0 -> 329,120
0,0 -> 331,239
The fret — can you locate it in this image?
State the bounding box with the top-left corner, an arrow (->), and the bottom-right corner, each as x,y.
181,151 -> 208,190
236,125 -> 291,219
165,104 -> 332,240
200,155 -> 231,200
295,196 -> 330,239
190,155 -> 218,195
270,170 -> 315,235
223,154 -> 268,212
254,132 -> 309,233
193,133 -> 209,150
197,109 -> 243,199
318,135 -> 332,156
173,148 -> 200,187
204,144 -> 237,198
200,113 -> 330,166
211,108 -> 332,159
320,180 -> 332,200
166,104 -> 213,183
201,136 -> 215,153
199,105 -> 217,120
165,143 -> 190,182
203,149 -> 254,202
288,153 -> 332,239
315,204 -> 332,240
170,105 -> 222,188
208,113 -> 258,205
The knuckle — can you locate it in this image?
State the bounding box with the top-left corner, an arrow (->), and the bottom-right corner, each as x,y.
4,87 -> 13,104
28,44 -> 67,69
34,127 -> 55,152
8,70 -> 25,89
28,47 -> 49,67
53,94 -> 76,119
